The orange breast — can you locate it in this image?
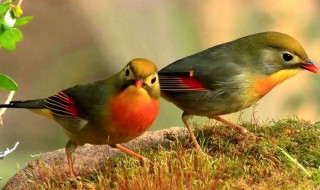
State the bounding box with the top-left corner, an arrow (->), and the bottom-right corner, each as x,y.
108,86 -> 159,143
253,69 -> 299,98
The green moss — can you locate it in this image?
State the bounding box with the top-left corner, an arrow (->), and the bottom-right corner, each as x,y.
15,117 -> 320,189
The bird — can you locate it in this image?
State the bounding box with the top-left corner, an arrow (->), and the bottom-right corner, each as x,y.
158,31 -> 318,150
0,58 -> 160,176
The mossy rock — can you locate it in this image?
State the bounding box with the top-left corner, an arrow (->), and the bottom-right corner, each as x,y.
3,117 -> 320,189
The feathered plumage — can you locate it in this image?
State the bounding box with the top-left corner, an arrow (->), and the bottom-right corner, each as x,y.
159,32 -> 318,149
0,58 -> 160,176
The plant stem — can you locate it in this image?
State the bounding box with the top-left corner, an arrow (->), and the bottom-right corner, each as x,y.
0,91 -> 15,126
17,0 -> 23,6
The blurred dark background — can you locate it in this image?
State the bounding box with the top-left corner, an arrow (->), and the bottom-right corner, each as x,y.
1,0 -> 320,187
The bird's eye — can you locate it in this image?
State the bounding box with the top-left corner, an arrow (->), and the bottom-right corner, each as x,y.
282,53 -> 293,62
151,76 -> 157,84
125,68 -> 130,77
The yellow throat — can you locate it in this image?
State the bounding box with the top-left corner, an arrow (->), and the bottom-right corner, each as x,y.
253,69 -> 300,98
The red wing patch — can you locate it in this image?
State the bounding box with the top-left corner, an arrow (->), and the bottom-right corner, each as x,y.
44,91 -> 82,119
159,74 -> 209,92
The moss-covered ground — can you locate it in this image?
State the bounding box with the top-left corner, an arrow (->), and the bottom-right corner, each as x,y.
10,117 -> 320,189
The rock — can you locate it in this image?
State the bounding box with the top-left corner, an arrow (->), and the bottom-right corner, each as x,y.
3,127 -> 188,189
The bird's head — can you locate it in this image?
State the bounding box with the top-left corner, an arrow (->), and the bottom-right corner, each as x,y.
236,32 -> 318,75
120,58 -> 160,99
232,32 -> 318,98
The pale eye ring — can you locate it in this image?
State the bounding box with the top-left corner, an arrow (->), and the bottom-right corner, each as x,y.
282,53 -> 293,62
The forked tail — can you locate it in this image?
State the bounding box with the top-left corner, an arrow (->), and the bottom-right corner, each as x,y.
0,99 -> 45,109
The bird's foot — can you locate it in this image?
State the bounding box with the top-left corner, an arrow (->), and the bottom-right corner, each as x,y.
236,125 -> 257,139
210,116 -> 260,141
140,157 -> 155,173
113,144 -> 155,172
68,167 -> 78,179
140,157 -> 154,167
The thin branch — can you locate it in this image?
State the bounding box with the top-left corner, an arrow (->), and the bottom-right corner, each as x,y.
17,0 -> 23,7
0,91 -> 15,126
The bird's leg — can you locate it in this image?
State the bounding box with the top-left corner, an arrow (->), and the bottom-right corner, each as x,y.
182,112 -> 202,150
112,144 -> 154,167
66,140 -> 78,177
209,115 -> 256,138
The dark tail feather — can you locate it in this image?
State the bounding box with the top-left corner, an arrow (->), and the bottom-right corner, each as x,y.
0,99 -> 45,109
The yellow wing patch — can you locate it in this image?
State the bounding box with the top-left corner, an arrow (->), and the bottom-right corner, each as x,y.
30,109 -> 54,120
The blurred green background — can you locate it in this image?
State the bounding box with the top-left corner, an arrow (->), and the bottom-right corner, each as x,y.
1,0 -> 320,187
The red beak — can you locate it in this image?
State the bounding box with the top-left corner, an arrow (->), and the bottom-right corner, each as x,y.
300,59 -> 319,73
135,79 -> 143,88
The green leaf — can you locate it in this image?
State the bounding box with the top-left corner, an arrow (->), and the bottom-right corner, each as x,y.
4,9 -> 16,28
0,23 -> 5,34
0,32 -> 15,50
0,1 -> 10,15
9,28 -> 22,42
12,5 -> 23,17
14,16 -> 33,27
0,73 -> 18,91
0,28 -> 22,50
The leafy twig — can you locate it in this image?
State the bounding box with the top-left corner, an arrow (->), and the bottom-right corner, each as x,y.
0,0 -> 33,51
